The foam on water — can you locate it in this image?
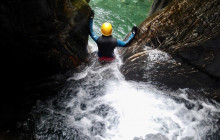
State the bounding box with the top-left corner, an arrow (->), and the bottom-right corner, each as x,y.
32,46 -> 220,140
32,1 -> 220,139
102,80 -> 220,140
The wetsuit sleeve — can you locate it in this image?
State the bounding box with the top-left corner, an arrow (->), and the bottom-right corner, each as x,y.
117,33 -> 135,47
89,18 -> 99,42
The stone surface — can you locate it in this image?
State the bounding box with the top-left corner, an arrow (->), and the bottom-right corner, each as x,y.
121,47 -> 219,91
119,0 -> 220,100
0,0 -> 91,131
0,0 -> 220,137
148,0 -> 173,16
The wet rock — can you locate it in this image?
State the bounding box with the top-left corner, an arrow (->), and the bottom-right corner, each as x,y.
119,0 -> 220,100
0,0 -> 91,132
121,48 -> 219,91
177,35 -> 220,79
148,0 -> 173,16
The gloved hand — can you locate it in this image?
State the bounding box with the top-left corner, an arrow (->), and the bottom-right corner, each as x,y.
90,10 -> 95,18
132,26 -> 138,35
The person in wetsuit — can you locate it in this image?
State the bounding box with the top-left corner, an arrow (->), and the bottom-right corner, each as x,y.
89,10 -> 137,60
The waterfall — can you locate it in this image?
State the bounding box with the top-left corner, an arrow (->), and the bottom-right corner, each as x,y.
30,1 -> 220,139
31,44 -> 220,140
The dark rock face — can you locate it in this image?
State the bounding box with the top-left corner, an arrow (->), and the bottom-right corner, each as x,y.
148,0 -> 173,16
0,0 -> 91,131
177,35 -> 220,79
121,48 -> 218,91
119,0 -> 220,100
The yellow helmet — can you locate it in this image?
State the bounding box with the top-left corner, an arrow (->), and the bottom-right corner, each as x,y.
101,22 -> 112,36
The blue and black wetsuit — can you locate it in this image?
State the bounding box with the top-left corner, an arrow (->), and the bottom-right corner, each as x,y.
89,18 -> 135,57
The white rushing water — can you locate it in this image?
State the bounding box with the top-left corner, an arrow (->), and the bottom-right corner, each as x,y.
32,44 -> 220,140
23,1 -> 219,139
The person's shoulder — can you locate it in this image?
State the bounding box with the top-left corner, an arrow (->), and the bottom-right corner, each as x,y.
109,35 -> 117,40
110,36 -> 117,43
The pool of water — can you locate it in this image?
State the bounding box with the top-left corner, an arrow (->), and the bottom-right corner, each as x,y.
89,0 -> 152,40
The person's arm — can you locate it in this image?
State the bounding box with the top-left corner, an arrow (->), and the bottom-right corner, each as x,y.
89,11 -> 99,42
117,26 -> 137,47
117,33 -> 135,47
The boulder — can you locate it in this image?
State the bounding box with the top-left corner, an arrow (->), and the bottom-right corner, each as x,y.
119,0 -> 220,100
0,0 -> 91,131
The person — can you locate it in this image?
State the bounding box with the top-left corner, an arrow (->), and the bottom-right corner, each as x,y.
89,10 -> 137,62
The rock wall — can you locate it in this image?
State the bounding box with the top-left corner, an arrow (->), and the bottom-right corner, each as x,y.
119,0 -> 220,100
148,0 -> 173,16
0,0 -> 91,131
148,0 -> 218,80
